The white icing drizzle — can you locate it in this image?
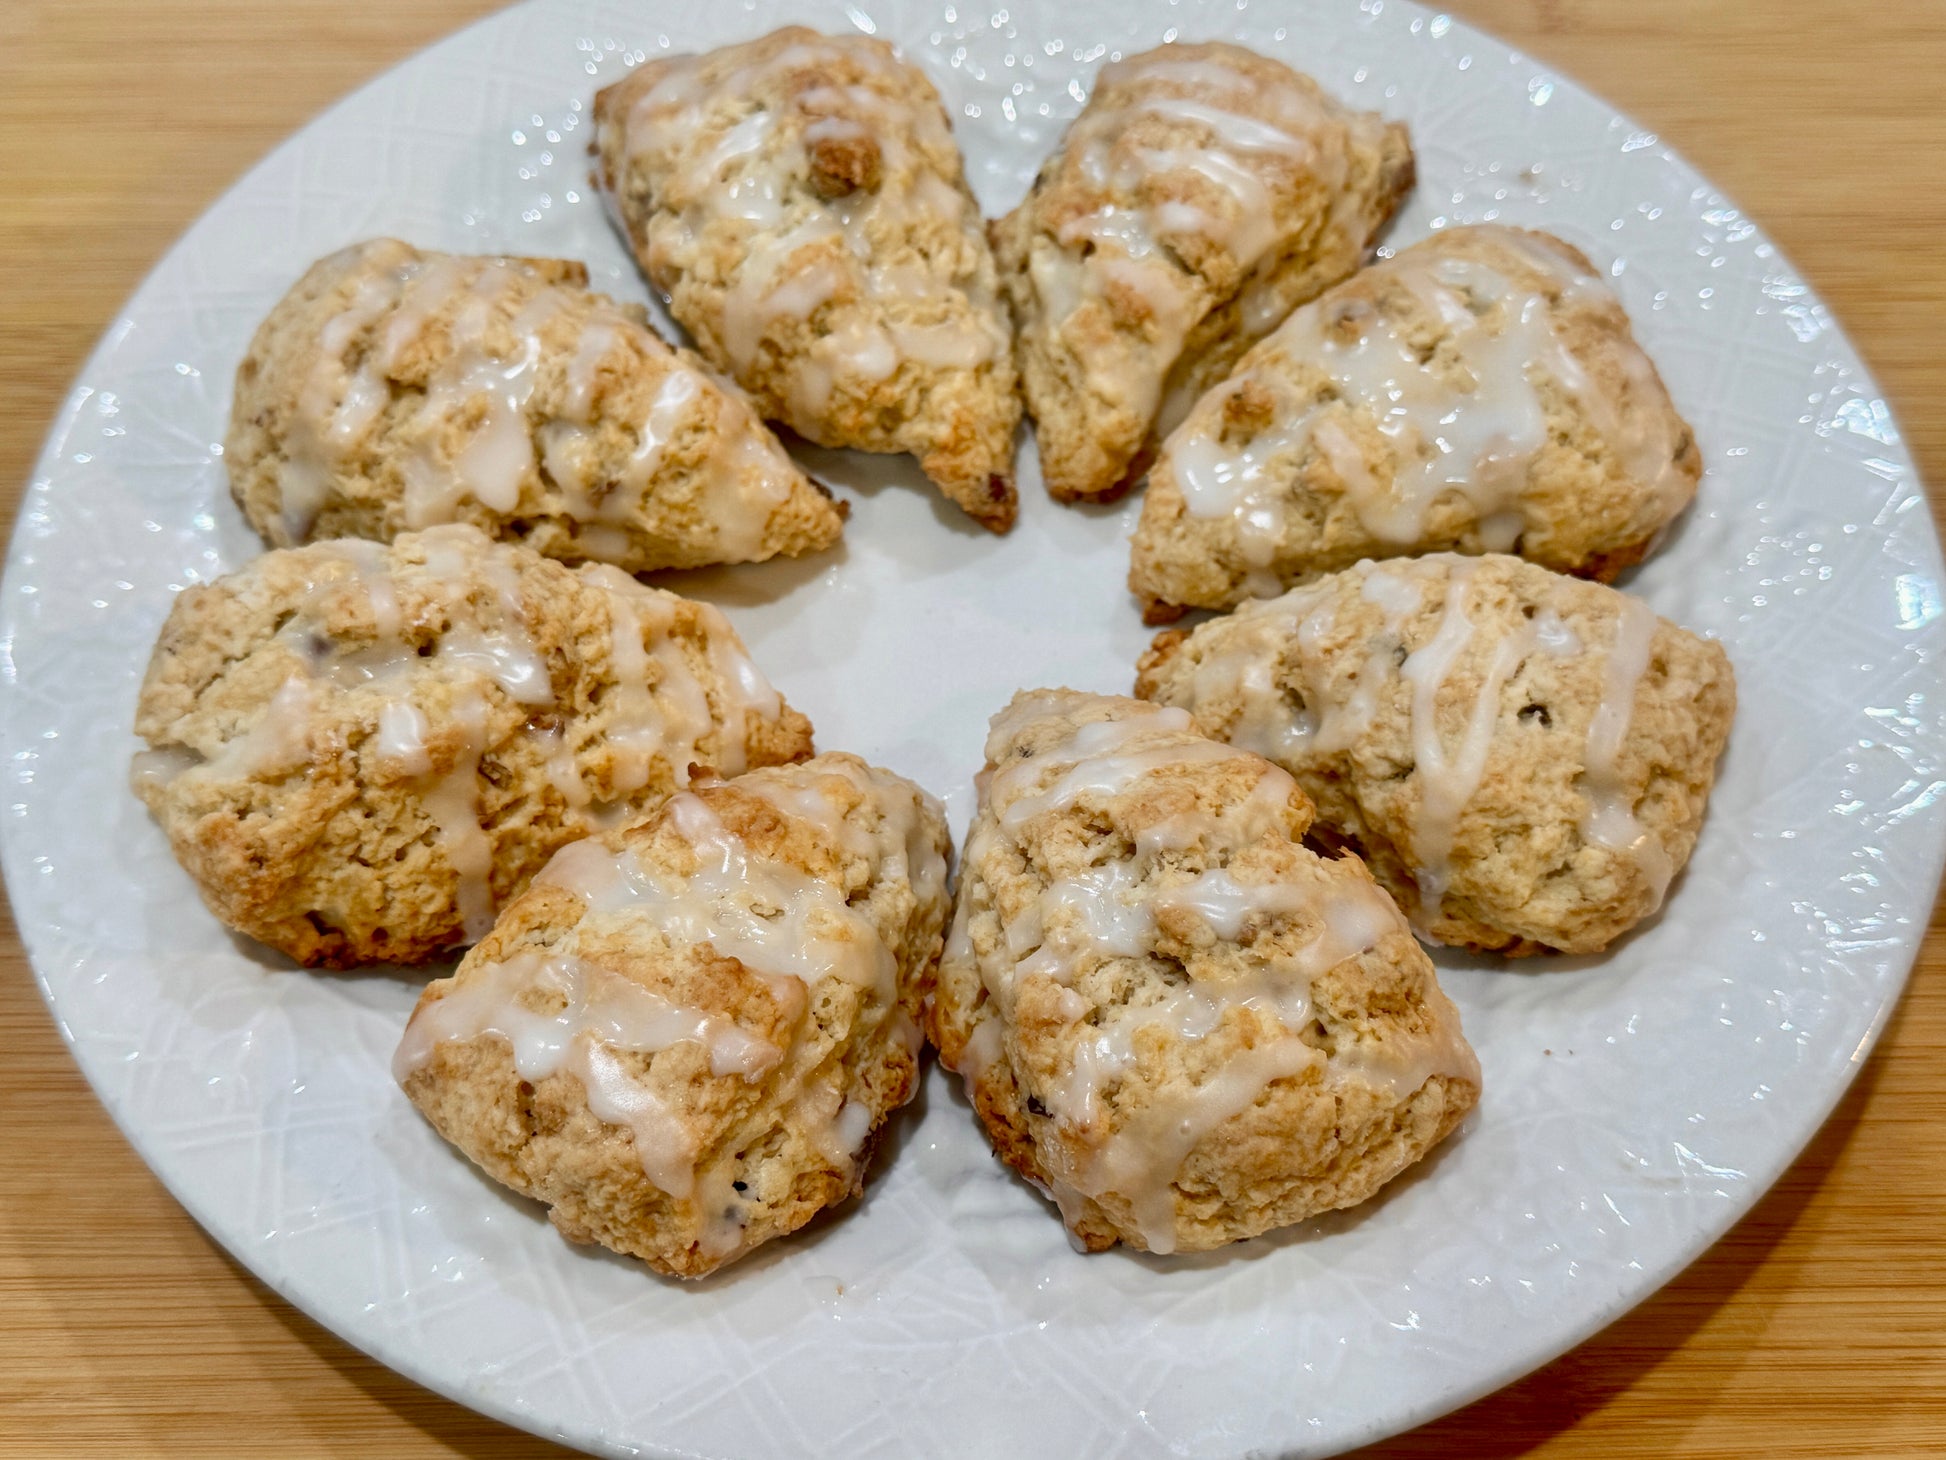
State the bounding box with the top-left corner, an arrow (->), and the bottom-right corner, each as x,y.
585,563 -> 784,801
812,1097 -> 876,1167
610,36 -> 1004,431
420,689 -> 496,940
1035,50 -> 1346,433
1197,558 -> 1542,930
581,565 -> 718,795
587,565 -> 674,797
539,793 -> 898,998
1169,399 -> 1320,572
1533,606 -> 1583,656
293,534 -> 544,933
1171,557 -> 1665,934
376,699 -> 432,776
958,695 -> 1460,1253
1492,231 -> 1688,507
1038,856 -> 1406,1254
538,726 -> 591,810
1184,571 -> 1411,765
697,604 -> 781,772
129,746 -> 205,792
386,257 -> 555,524
538,348 -> 798,563
737,754 -> 950,917
541,362 -> 692,519
395,765 -> 939,1199
155,526 -> 780,950
1066,54 -> 1334,275
997,726 -> 1254,831
1167,230 -> 1672,566
283,269 -> 398,536
1395,563 -> 1537,922
393,950 -> 782,1198
437,554 -> 553,706
286,243 -> 799,557
340,530 -> 550,714
1014,859 -> 1154,973
208,675 -> 318,778
792,1078 -> 876,1172
957,1015 -> 1007,1093
1578,595 -> 1675,905
890,320 -> 997,369
1154,864 -> 1312,940
1064,1036 -> 1319,1249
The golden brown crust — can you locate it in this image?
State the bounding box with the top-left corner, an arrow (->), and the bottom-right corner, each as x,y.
1134,554 -> 1736,953
993,42 -> 1413,502
927,689 -> 1478,1253
593,28 -> 1021,530
227,239 -> 843,571
131,526 -> 813,967
1129,224 -> 1703,616
398,755 -> 951,1277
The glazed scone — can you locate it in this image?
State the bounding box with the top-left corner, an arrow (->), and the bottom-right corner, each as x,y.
1134,554 -> 1736,953
594,29 -> 1021,530
1129,225 -> 1701,618
395,755 -> 950,1278
992,42 -> 1413,502
227,239 -> 844,571
928,689 -> 1479,1254
131,524 -> 813,968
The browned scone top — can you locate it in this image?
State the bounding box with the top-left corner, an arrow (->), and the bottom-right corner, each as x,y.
1129,225 -> 1701,618
131,525 -> 813,968
991,42 -> 1414,503
1135,554 -> 1736,954
395,755 -> 952,1278
928,689 -> 1478,1254
593,28 -> 1021,531
227,239 -> 843,571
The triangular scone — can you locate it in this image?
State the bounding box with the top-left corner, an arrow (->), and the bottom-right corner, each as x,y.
227,239 -> 843,571
1130,226 -> 1702,618
928,689 -> 1479,1254
1135,555 -> 1736,953
594,29 -> 1021,531
396,755 -> 951,1278
992,43 -> 1413,503
131,524 -> 814,968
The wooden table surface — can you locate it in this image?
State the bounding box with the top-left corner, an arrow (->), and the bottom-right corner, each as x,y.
3,0 -> 1944,1454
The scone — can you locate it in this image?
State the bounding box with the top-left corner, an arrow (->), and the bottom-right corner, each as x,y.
992,42 -> 1413,502
593,29 -> 1021,530
1134,554 -> 1736,953
1129,225 -> 1700,618
395,755 -> 951,1278
928,689 -> 1479,1254
131,524 -> 812,968
227,238 -> 843,571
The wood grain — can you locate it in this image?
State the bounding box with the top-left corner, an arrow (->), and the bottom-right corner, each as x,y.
2,1 -> 1942,1455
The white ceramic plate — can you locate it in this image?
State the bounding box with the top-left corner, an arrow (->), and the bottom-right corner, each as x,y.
5,1 -> 1943,1455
